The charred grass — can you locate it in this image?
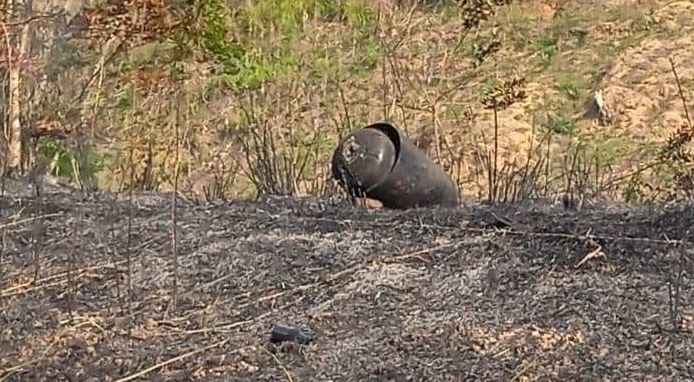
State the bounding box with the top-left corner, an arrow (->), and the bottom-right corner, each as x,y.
0,186 -> 693,381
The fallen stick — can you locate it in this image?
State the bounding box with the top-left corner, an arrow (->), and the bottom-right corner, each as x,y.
113,339 -> 234,382
575,246 -> 606,268
0,213 -> 63,230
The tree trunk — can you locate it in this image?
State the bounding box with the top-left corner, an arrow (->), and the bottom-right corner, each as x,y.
5,0 -> 33,177
7,64 -> 23,177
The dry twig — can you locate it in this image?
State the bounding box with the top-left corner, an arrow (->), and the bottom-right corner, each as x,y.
669,57 -> 692,129
0,212 -> 63,230
113,340 -> 234,382
261,347 -> 294,382
575,246 -> 606,268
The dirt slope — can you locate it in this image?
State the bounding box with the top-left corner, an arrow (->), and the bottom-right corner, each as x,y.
1,185 -> 693,381
601,3 -> 694,141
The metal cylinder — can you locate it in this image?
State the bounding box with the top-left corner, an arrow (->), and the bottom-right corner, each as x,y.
331,122 -> 460,209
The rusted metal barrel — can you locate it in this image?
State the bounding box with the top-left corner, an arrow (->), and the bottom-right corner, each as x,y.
331,122 -> 460,209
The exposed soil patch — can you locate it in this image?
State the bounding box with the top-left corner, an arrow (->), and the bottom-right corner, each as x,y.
601,10 -> 694,141
1,181 -> 693,381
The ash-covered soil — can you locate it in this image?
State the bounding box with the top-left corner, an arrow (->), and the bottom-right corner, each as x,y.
1,183 -> 693,381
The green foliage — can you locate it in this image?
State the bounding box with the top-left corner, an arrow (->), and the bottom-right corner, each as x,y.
550,115 -> 577,135
343,0 -> 374,31
37,137 -> 104,187
308,51 -> 343,81
192,0 -> 383,90
349,41 -> 382,75
199,0 -> 244,75
557,79 -> 579,100
236,48 -> 300,89
534,37 -> 558,67
198,0 -> 377,90
38,138 -> 74,180
464,37 -> 502,67
240,0 -> 340,36
113,86 -> 134,111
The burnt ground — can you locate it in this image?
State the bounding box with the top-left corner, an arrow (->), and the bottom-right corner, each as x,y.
0,182 -> 693,381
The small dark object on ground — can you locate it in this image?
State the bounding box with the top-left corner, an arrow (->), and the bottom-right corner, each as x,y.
270,323 -> 315,345
331,121 -> 460,210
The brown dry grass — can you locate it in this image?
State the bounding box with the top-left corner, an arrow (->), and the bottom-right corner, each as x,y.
0,183 -> 692,381
2,0 -> 693,203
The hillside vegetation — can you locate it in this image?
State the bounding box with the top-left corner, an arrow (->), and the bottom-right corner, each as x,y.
1,0 -> 694,203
